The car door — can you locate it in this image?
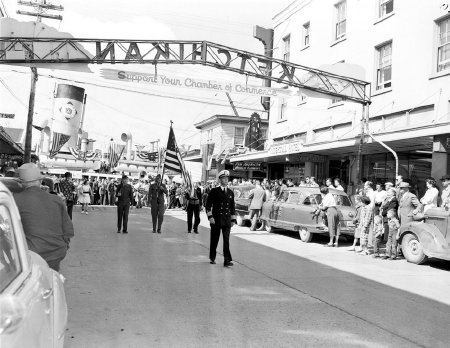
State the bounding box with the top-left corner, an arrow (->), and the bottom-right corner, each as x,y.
280,191 -> 301,231
0,191 -> 53,348
298,193 -> 323,229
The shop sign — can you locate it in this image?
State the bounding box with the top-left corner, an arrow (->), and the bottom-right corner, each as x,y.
0,113 -> 15,119
0,154 -> 22,160
233,161 -> 262,171
269,141 -> 304,155
297,154 -> 326,163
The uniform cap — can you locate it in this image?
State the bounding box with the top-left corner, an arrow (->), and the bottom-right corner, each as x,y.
440,174 -> 450,181
398,182 -> 410,188
218,170 -> 230,178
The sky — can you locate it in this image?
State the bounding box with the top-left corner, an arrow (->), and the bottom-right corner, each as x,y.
0,0 -> 292,150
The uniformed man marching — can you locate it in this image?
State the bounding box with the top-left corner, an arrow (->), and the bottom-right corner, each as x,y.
148,174 -> 168,233
205,170 -> 237,267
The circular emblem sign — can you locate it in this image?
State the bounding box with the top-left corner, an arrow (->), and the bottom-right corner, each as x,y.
59,101 -> 78,120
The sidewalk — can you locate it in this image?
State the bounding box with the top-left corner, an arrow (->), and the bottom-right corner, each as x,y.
166,209 -> 450,307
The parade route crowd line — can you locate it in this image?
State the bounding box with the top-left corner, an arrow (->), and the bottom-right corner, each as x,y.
159,208 -> 450,307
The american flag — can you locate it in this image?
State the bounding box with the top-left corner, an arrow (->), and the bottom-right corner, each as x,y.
49,132 -> 71,159
108,142 -> 125,169
164,126 -> 192,191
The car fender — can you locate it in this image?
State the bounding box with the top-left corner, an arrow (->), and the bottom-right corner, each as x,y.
399,222 -> 450,256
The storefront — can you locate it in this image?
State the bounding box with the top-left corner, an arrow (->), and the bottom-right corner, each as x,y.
362,152 -> 433,198
0,126 -> 24,174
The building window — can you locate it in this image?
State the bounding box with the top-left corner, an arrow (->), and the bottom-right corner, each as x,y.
376,42 -> 392,90
283,35 -> 290,61
206,129 -> 213,142
302,22 -> 310,48
438,17 -> 450,72
234,127 -> 245,146
279,99 -> 287,121
334,1 -> 347,41
379,0 -> 393,17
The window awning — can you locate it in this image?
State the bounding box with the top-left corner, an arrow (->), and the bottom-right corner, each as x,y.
0,126 -> 24,155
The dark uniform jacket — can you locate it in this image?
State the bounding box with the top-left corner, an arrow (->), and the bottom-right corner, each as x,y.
116,183 -> 133,205
149,182 -> 168,205
185,187 -> 202,206
205,186 -> 236,227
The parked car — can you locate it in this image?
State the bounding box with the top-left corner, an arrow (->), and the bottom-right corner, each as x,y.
398,207 -> 450,264
260,187 -> 356,242
230,185 -> 255,226
0,179 -> 68,347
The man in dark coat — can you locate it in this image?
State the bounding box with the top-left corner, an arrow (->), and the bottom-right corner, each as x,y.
14,163 -> 74,272
148,174 -> 168,233
185,182 -> 202,233
116,175 -> 133,233
205,170 -> 237,267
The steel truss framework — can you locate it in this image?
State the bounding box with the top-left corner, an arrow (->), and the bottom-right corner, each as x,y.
0,38 -> 371,105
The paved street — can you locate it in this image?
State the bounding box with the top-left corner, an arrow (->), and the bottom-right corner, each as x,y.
63,207 -> 450,348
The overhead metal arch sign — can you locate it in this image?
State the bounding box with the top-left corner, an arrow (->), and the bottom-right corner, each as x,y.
0,37 -> 371,105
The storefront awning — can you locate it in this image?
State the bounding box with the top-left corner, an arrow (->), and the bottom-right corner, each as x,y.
0,126 -> 24,156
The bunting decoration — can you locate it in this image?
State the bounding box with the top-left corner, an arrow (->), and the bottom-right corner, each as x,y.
68,147 -> 98,162
164,125 -> 192,191
108,142 -> 125,169
49,132 -> 71,159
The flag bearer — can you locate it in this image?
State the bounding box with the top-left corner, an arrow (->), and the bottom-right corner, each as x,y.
149,174 -> 168,233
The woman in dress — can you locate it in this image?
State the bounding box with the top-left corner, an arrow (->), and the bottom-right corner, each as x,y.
319,186 -> 340,247
79,178 -> 92,214
420,177 -> 439,213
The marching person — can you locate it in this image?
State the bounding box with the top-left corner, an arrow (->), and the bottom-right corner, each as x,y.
149,174 -> 168,233
14,163 -> 74,272
116,175 -> 133,234
205,170 -> 237,267
185,182 -> 202,233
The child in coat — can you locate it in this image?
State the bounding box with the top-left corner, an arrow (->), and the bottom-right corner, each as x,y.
383,209 -> 401,260
358,196 -> 373,255
372,215 -> 384,258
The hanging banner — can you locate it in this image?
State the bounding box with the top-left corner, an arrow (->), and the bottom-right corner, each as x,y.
100,69 -> 299,98
51,84 -> 85,152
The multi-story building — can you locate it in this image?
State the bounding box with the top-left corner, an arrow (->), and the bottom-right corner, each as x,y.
194,115 -> 269,182
232,0 -> 450,196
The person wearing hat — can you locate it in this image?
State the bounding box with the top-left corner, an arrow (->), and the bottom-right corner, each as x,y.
397,182 -> 420,225
13,163 -> 74,272
440,174 -> 450,209
59,172 -> 76,219
148,174 -> 168,233
116,175 -> 133,233
205,170 -> 237,267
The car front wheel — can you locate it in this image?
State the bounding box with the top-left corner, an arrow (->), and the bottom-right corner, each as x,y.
401,233 -> 428,265
299,228 -> 313,243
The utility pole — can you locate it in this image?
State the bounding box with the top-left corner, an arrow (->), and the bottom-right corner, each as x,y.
17,0 -> 64,162
17,0 -> 64,21
24,67 -> 38,163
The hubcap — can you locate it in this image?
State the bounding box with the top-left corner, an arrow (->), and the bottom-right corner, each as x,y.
409,240 -> 420,255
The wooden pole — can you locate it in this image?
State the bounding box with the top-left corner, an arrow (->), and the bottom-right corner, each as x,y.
24,67 -> 38,163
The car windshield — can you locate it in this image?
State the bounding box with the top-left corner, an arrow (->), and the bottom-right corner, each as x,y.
233,187 -> 252,199
278,190 -> 290,202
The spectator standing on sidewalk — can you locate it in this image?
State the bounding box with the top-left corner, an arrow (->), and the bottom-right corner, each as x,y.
79,179 -> 92,214
319,186 -> 340,247
420,177 -> 439,213
374,183 -> 387,216
372,215 -> 385,258
398,182 -> 420,225
380,188 -> 399,241
185,182 -> 202,233
383,209 -> 401,260
358,196 -> 373,255
334,178 -> 345,191
59,172 -> 76,220
14,163 -> 74,272
116,175 -> 133,234
440,175 -> 450,209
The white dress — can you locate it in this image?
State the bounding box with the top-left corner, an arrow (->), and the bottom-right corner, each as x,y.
420,187 -> 439,212
79,184 -> 91,204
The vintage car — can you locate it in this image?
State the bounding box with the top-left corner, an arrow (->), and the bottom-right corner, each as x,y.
260,187 -> 356,242
399,207 -> 450,264
230,185 -> 256,226
0,179 -> 68,347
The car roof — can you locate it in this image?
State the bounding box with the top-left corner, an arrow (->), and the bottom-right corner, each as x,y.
283,186 -> 349,196
0,178 -> 24,194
